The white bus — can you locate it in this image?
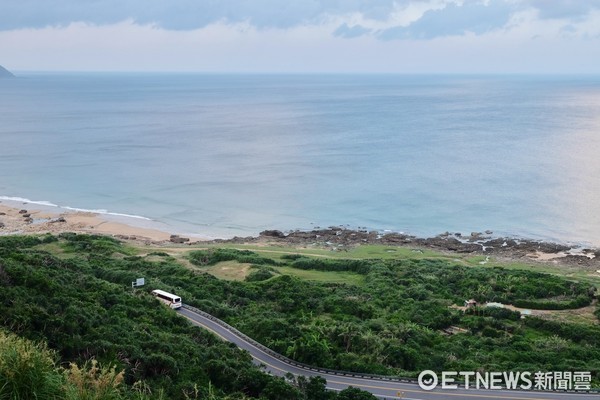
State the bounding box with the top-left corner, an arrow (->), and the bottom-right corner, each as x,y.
151,289 -> 182,309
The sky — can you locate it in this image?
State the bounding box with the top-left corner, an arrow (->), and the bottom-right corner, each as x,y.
1,0 -> 599,73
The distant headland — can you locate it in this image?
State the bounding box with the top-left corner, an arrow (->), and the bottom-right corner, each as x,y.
0,65 -> 15,78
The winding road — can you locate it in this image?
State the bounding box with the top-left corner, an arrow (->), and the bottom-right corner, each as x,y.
177,306 -> 599,400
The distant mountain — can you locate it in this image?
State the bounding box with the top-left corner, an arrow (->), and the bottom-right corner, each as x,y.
0,65 -> 15,78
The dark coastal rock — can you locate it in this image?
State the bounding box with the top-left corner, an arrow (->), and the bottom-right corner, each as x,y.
0,65 -> 15,78
564,255 -> 594,266
24,217 -> 33,223
531,242 -> 570,253
169,235 -> 190,244
480,238 -> 569,255
0,222 -> 5,228
115,235 -> 137,241
481,238 -> 503,247
259,230 -> 286,238
22,213 -> 31,218
18,210 -> 27,214
481,238 -> 517,251
49,217 -> 66,223
281,227 -> 380,246
199,227 -> 600,269
380,233 -> 413,244
0,212 -> 6,216
212,235 -> 258,244
416,236 -> 481,253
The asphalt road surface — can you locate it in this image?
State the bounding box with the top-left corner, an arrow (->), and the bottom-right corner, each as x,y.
177,306 -> 599,400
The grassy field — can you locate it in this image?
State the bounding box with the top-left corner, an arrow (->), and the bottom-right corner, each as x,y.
180,256 -> 366,285
196,260 -> 254,281
127,241 -> 600,289
272,265 -> 365,285
127,240 -> 597,325
34,236 -> 600,291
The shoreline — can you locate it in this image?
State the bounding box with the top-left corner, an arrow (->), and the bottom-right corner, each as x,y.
1,200 -> 600,270
0,202 -> 178,243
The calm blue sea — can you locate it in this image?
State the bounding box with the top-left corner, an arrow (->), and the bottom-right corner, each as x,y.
1,73 -> 599,244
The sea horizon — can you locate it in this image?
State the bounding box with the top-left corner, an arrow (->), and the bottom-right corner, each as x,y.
2,72 -> 600,245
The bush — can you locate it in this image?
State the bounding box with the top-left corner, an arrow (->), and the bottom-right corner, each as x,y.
291,258 -> 372,274
280,254 -> 305,261
513,294 -> 592,310
2,234 -> 600,391
0,330 -> 63,400
245,268 -> 274,282
147,252 -> 170,257
188,249 -> 276,267
63,360 -> 125,400
59,233 -> 124,256
337,387 -> 377,400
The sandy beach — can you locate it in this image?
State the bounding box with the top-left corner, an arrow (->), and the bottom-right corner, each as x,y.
0,202 -> 176,243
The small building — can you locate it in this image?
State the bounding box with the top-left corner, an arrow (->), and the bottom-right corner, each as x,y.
464,299 -> 478,308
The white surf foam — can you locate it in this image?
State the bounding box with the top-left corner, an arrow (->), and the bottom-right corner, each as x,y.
0,196 -> 151,221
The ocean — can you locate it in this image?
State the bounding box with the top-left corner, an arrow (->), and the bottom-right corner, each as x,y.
1,73 -> 599,244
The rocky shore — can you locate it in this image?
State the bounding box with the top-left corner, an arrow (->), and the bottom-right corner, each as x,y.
2,201 -> 599,269
210,227 -> 600,269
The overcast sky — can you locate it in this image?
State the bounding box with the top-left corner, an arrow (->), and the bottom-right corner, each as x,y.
1,0 -> 599,73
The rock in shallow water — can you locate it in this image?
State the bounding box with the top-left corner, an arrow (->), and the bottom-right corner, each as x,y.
169,235 -> 190,243
259,230 -> 286,238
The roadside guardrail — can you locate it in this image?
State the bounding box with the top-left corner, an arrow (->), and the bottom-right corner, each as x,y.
181,304 -> 600,395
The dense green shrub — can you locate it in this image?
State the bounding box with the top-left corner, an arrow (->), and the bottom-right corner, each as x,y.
245,268 -> 275,282
0,330 -> 63,400
280,254 -> 305,260
59,233 -> 125,256
188,248 -> 277,266
291,258 -> 373,274
467,306 -> 522,321
2,234 -> 599,393
513,294 -> 593,310
0,235 -> 382,399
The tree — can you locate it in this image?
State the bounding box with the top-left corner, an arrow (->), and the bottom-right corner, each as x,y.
297,376 -> 335,400
336,387 -> 377,400
260,377 -> 301,400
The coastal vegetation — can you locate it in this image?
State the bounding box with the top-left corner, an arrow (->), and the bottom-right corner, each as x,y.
0,235 -> 374,399
0,234 -> 599,399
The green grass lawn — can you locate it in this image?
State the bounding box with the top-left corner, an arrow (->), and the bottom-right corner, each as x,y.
273,265 -> 365,285
41,235 -> 600,290
197,260 -> 254,281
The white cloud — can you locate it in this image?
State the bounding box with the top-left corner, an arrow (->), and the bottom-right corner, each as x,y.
1,17 -> 599,73
527,0 -> 600,20
1,1 -> 600,73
